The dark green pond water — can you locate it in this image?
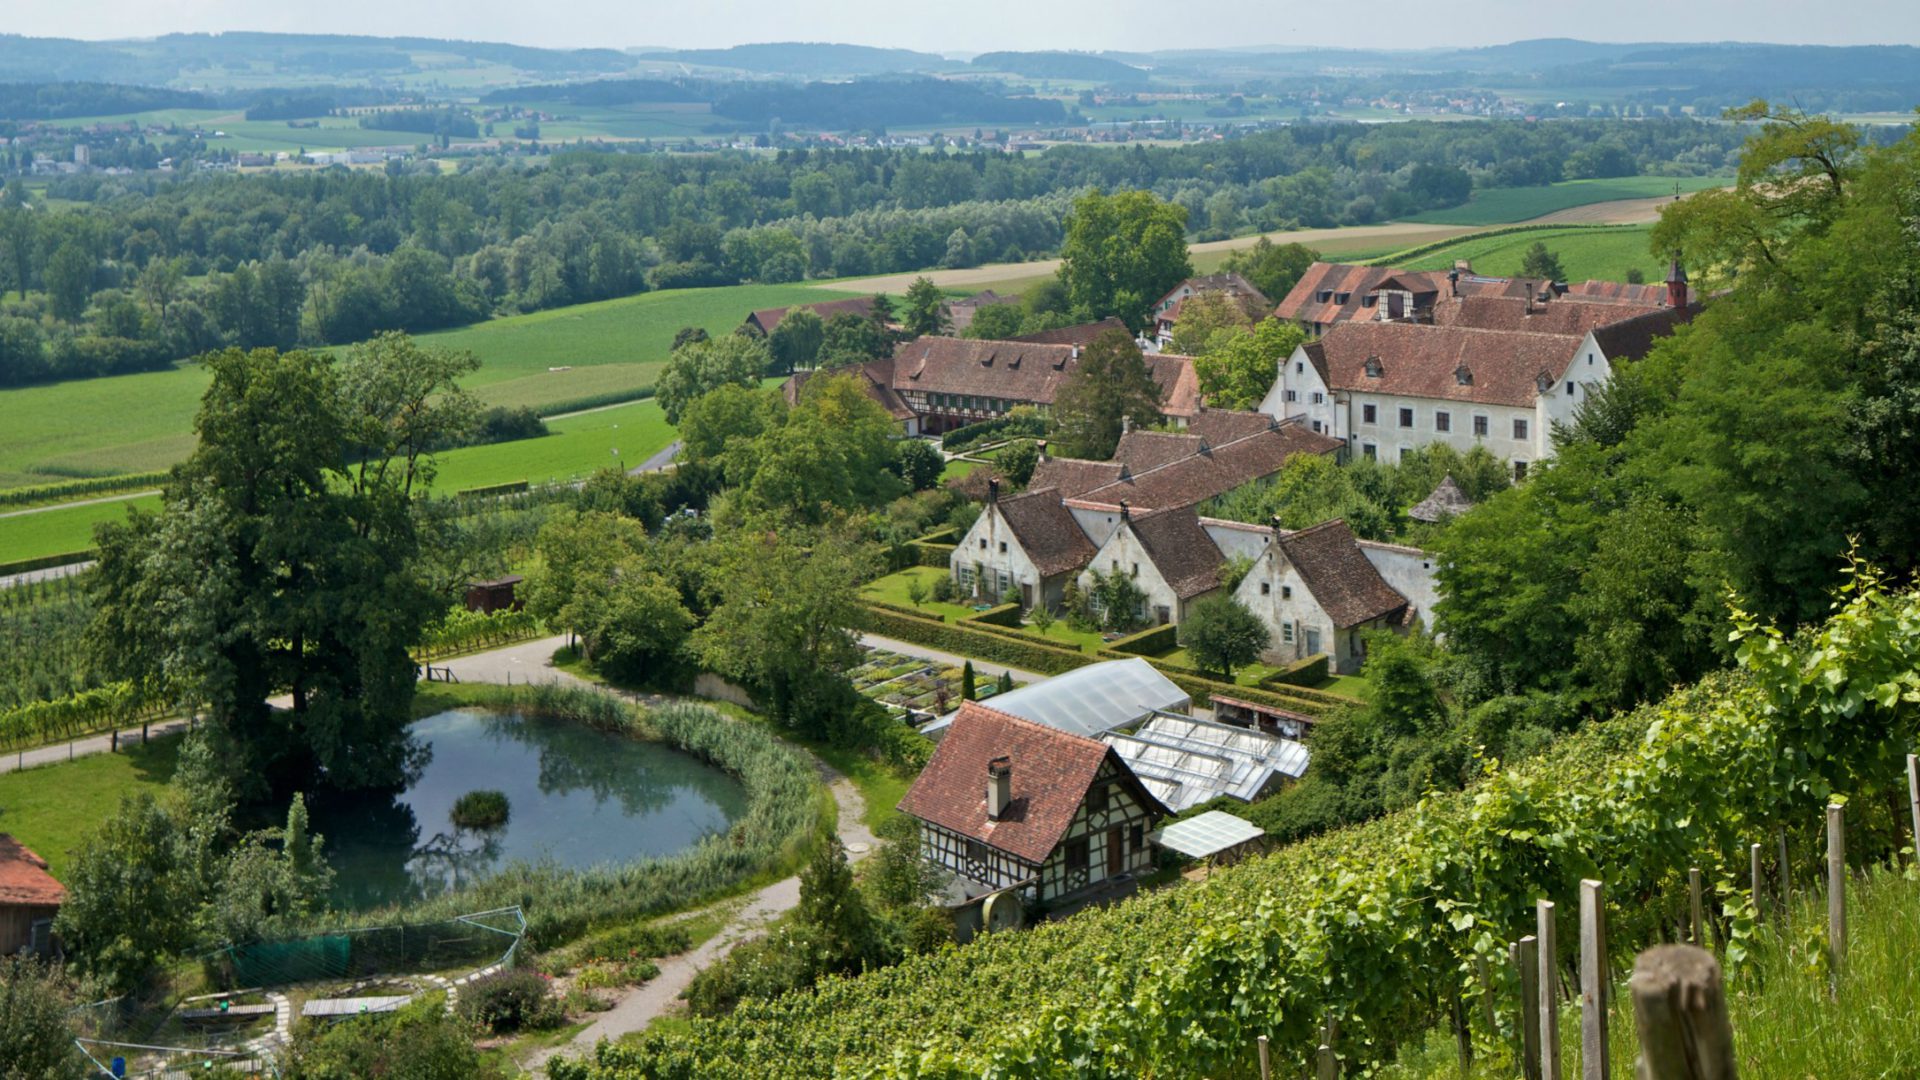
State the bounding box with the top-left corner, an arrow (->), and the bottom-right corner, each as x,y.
307,708 -> 748,911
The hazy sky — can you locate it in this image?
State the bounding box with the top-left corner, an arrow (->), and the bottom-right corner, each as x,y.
4,0 -> 1915,55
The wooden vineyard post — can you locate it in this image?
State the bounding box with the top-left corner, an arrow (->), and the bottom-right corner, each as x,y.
1579,880 -> 1609,1080
1256,1034 -> 1270,1080
1827,802 -> 1845,993
1478,955 -> 1496,1047
1628,945 -> 1736,1080
1687,868 -> 1704,947
1749,844 -> 1763,925
1517,936 -> 1543,1080
1453,990 -> 1473,1074
1316,1043 -> 1336,1080
1776,829 -> 1791,927
1908,754 -> 1919,867
1538,900 -> 1561,1080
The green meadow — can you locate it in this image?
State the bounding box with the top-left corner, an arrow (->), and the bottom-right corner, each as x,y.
0,399 -> 678,564
1403,175 -> 1731,225
1387,224 -> 1661,283
0,282 -> 852,491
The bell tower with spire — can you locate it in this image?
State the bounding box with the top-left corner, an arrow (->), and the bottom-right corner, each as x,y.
1666,255 -> 1689,309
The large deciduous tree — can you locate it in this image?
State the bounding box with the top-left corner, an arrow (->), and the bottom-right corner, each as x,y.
1058,189 -> 1191,330
1192,317 -> 1304,411
1049,329 -> 1165,459
1181,596 -> 1270,680
900,277 -> 951,337
1220,237 -> 1317,307
768,307 -> 825,373
90,335 -> 476,798
654,333 -> 771,425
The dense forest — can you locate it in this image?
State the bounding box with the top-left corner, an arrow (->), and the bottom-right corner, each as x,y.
0,117 -> 1749,387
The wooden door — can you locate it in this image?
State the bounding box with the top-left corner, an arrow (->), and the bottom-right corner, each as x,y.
1107,826 -> 1125,875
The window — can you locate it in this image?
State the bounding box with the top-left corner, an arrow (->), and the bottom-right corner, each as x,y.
1364,356 -> 1383,378
1472,414 -> 1489,437
1281,585 -> 1292,599
1435,410 -> 1451,433
1514,460 -> 1530,481
1587,352 -> 1595,366
1398,407 -> 1413,428
1566,382 -> 1576,396
1088,785 -> 1108,813
1295,361 -> 1304,374
1334,292 -> 1351,304
1513,418 -> 1530,440
966,839 -> 988,863
1130,563 -> 1139,578
958,567 -> 974,587
1260,582 -> 1271,595
1362,295 -> 1376,307
1311,421 -> 1322,433
998,541 -> 1008,554
1282,623 -> 1295,644
1362,404 -> 1378,424
1285,389 -> 1298,403
1129,824 -> 1144,853
1311,391 -> 1325,405
1066,836 -> 1090,870
979,538 -> 988,549
1316,289 -> 1333,303
1362,443 -> 1377,459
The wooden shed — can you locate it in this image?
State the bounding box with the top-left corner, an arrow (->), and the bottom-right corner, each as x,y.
464,574 -> 525,614
0,834 -> 64,957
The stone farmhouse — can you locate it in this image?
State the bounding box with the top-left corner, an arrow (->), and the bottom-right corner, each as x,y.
1273,259 -> 1685,336
1078,504 -> 1224,627
897,701 -> 1168,925
780,334 -> 1201,438
1227,519 -> 1416,674
1258,265 -> 1693,475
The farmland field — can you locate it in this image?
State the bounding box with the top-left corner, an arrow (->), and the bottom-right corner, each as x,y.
0,282 -> 849,493
0,399 -> 677,565
1402,175 -> 1730,225
1385,224 -> 1660,283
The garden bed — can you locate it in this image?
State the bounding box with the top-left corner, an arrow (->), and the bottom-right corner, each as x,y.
849,647 -> 1021,716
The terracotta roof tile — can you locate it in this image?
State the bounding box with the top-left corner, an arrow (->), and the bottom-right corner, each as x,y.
1589,306 -> 1693,361
0,834 -> 64,907
1154,273 -> 1271,313
1429,295 -> 1666,336
1074,420 -> 1341,512
1112,430 -> 1201,473
898,702 -> 1159,864
747,296 -> 878,335
1011,317 -> 1129,347
996,487 -> 1098,577
1027,458 -> 1126,500
1128,508 -> 1223,599
1277,519 -> 1407,628
1305,321 -> 1582,408
1186,408 -> 1279,444
888,336 -> 1079,404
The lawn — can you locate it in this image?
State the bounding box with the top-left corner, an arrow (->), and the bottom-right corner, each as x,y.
1402,175 -> 1732,225
0,282 -> 849,494
939,459 -> 983,483
0,735 -> 182,881
861,567 -> 980,624
1387,225 -> 1660,284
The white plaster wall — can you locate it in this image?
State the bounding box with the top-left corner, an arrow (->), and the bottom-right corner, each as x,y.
951,504 -> 1043,601
1079,522 -> 1183,624
1200,518 -> 1273,562
1067,504 -> 1124,549
1260,345 -> 1336,436
1231,543 -> 1334,667
1358,541 -> 1439,629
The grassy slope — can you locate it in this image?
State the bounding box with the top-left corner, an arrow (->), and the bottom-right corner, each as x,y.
0,398 -> 677,563
0,282 -> 845,492
1403,176 -> 1731,225
1388,224 -> 1659,283
0,735 -> 182,881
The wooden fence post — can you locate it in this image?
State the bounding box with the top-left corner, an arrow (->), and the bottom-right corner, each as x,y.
1749,843 -> 1763,925
1316,1044 -> 1337,1080
1478,955 -> 1496,1045
1776,829 -> 1791,927
1517,936 -> 1542,1080
1687,868 -> 1704,947
1538,900 -> 1561,1080
1579,880 -> 1609,1080
1453,991 -> 1473,1074
1256,1034 -> 1270,1080
1907,753 -> 1918,866
1628,944 -> 1736,1080
1827,802 -> 1845,993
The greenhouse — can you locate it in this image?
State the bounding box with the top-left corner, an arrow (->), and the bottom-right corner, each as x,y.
1102,712 -> 1308,812
919,657 -> 1189,741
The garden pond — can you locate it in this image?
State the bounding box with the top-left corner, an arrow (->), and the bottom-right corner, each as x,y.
307,708 -> 748,911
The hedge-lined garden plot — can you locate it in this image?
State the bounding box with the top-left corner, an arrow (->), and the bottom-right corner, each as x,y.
848,648 -> 1020,717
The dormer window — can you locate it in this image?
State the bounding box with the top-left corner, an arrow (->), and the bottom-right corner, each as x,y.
1316,290 -> 1333,303
1333,292 -> 1351,304
1362,295 -> 1377,307
1454,363 -> 1473,386
1364,356 -> 1383,378
1535,371 -> 1554,394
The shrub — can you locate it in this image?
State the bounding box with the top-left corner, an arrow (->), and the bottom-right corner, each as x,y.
862,606 -> 1089,675
457,968 -> 565,1033
450,790 -> 510,830
929,575 -> 957,603
1264,653 -> 1330,687
962,602 -> 1022,628
1105,622 -> 1177,656
284,998 -> 500,1080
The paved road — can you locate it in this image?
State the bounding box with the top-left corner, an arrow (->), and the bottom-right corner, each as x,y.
0,489 -> 158,520
0,560 -> 94,591
0,716 -> 191,775
626,440 -> 682,476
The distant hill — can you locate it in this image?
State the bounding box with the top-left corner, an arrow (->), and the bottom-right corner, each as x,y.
481,79 -> 705,106
632,42 -> 954,77
970,51 -> 1149,84
0,82 -> 213,120
713,77 -> 1066,130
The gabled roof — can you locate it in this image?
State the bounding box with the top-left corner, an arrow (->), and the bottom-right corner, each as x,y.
1144,353 -> 1201,418
1589,306 -> 1693,362
1186,408 -> 1279,445
1011,316 -> 1129,347
890,336 -> 1079,404
1275,519 -> 1408,628
1567,279 -> 1671,305
1303,321 -> 1582,408
0,834 -> 64,907
900,702 -> 1167,864
995,487 -> 1098,577
1112,430 -> 1202,473
782,361 -> 916,421
1155,272 -> 1270,313
1073,420 -> 1342,513
747,296 -> 878,336
1408,474 -> 1476,523
1027,457 -> 1127,500
1429,295 -> 1666,336
1126,508 -> 1223,600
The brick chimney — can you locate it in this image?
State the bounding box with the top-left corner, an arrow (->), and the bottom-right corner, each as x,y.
1121,414 -> 1133,436
1119,499 -> 1130,522
986,756 -> 1012,820
1666,256 -> 1689,309
987,477 -> 999,503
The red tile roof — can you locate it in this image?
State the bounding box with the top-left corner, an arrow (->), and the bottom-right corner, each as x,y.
1027,457 -> 1127,500
1567,279 -> 1672,305
888,336 -> 1079,404
745,296 -> 879,336
1302,321 -> 1583,409
898,702 -> 1163,864
1011,317 -> 1129,347
1127,508 -> 1223,600
1073,420 -> 1342,512
995,487 -> 1099,577
1428,295 -> 1666,336
1276,261 -> 1657,328
1277,519 -> 1408,628
0,834 -> 64,907
1154,273 -> 1270,314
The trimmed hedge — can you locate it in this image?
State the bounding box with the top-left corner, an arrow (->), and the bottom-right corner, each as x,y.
961,603 -> 1022,628
1105,623 -> 1177,656
866,598 -> 940,620
863,606 -> 1090,675
0,550 -> 95,577
1104,653 -> 1338,718
0,472 -> 167,509
939,414 -> 1046,453
917,527 -> 959,545
906,540 -> 957,569
1264,653 -> 1330,688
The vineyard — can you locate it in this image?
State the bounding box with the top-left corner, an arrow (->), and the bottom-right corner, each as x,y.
413,607 -> 548,662
0,576 -> 98,710
551,567 -> 1920,1080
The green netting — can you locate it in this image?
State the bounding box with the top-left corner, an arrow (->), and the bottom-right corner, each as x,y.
224,934 -> 351,987
205,909 -> 524,990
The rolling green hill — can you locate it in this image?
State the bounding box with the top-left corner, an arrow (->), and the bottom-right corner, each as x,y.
1403,175 -> 1731,225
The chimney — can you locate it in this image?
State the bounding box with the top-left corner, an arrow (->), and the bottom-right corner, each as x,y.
1269,514 -> 1283,540
1666,255 -> 1689,309
1121,414 -> 1133,436
1119,499 -> 1130,522
1036,439 -> 1049,461
1447,268 -> 1459,298
986,756 -> 1012,820
987,477 -> 999,503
